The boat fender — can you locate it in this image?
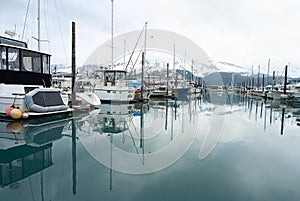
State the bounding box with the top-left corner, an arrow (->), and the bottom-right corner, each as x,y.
6,105 -> 15,116
10,108 -> 23,119
22,112 -> 29,119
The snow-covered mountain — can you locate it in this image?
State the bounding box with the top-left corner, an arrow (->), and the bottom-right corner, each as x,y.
51,64 -> 72,75
127,59 -> 250,77
50,60 -> 250,77
211,61 -> 249,75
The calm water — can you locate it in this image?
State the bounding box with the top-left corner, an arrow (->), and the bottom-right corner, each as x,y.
1,92 -> 300,201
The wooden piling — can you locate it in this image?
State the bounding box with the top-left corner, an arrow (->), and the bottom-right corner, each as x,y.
71,21 -> 76,107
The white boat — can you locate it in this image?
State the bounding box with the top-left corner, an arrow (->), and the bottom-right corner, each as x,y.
52,76 -> 101,107
173,86 -> 190,99
75,79 -> 101,107
0,36 -> 72,119
76,91 -> 101,106
90,69 -> 135,104
86,0 -> 134,104
149,85 -> 173,98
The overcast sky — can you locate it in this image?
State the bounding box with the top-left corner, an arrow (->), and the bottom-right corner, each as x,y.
1,0 -> 300,75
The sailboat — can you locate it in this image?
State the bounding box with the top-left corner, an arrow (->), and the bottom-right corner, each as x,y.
171,44 -> 190,100
90,0 -> 135,104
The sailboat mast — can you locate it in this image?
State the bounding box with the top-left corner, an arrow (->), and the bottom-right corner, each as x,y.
267,58 -> 270,85
251,65 -> 253,89
123,39 -> 126,69
38,0 -> 41,51
184,50 -> 186,82
111,0 -> 114,69
141,52 -> 145,99
257,65 -> 260,89
144,22 -> 147,59
173,44 -> 177,90
173,44 -> 176,71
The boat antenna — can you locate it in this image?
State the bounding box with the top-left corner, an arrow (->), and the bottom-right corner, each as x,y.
5,25 -> 17,38
22,0 -> 31,41
111,0 -> 114,69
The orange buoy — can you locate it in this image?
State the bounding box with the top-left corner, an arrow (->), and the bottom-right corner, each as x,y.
6,106 -> 15,116
10,108 -> 23,119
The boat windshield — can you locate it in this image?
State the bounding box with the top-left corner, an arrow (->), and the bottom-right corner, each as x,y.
104,71 -> 126,86
116,71 -> 125,80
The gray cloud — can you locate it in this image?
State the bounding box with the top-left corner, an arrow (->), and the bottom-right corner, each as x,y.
1,0 -> 299,74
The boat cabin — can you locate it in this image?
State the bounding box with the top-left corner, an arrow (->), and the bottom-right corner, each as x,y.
0,36 -> 51,87
94,69 -> 127,87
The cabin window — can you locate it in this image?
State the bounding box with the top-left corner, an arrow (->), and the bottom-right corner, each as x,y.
105,72 -> 115,81
42,54 -> 50,74
95,71 -> 103,80
22,50 -> 42,73
22,55 -> 32,71
32,52 -> 41,73
7,48 -> 20,71
105,72 -> 115,86
0,46 -> 7,70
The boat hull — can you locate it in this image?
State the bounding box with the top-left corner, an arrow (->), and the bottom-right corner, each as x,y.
94,88 -> 135,104
76,92 -> 101,106
0,84 -> 72,119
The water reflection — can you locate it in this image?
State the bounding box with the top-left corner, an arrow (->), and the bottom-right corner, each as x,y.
0,114 -> 72,201
246,98 -> 300,135
0,144 -> 52,188
1,92 -> 300,201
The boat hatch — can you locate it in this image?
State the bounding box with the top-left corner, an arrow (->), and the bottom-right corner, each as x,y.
31,91 -> 64,106
25,89 -> 68,113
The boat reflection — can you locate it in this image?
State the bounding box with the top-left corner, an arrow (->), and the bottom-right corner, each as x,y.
97,104 -> 133,134
0,115 -> 72,189
0,143 -> 53,188
246,96 -> 300,134
0,114 -> 73,149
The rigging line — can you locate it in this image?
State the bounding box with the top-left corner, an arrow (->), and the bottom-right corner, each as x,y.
132,48 -> 143,69
128,116 -> 140,136
124,42 -> 135,67
54,0 -> 68,64
22,0 -> 31,41
125,24 -> 145,70
125,121 -> 143,161
29,177 -> 37,201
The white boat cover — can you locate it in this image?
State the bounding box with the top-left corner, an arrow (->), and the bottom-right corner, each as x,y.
25,88 -> 69,113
